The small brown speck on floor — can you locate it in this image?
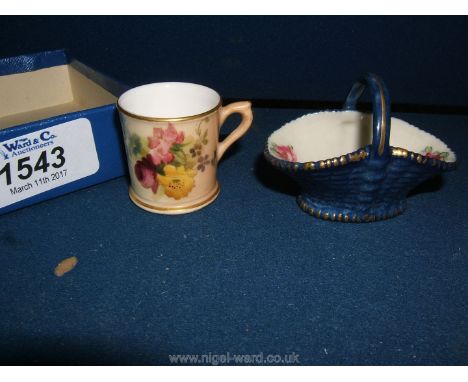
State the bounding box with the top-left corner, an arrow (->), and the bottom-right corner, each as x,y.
54,256 -> 78,277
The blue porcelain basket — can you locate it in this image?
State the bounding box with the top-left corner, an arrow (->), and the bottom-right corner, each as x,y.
264,73 -> 457,222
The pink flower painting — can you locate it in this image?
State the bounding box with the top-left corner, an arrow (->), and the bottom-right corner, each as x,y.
148,123 -> 185,166
270,143 -> 298,162
422,146 -> 449,161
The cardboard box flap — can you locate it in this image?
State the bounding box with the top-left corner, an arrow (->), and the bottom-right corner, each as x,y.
0,64 -> 117,130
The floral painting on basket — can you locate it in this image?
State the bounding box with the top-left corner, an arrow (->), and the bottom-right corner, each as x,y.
422,146 -> 449,161
127,121 -> 216,200
270,142 -> 297,162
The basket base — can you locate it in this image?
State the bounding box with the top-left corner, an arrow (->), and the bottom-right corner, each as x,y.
297,194 -> 407,223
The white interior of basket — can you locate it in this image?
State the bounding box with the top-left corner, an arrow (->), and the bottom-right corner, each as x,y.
268,111 -> 456,163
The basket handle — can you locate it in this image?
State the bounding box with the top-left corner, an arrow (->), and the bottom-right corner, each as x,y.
343,73 -> 391,159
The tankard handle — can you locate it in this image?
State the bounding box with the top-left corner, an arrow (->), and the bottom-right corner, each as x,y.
217,101 -> 253,162
343,73 -> 391,159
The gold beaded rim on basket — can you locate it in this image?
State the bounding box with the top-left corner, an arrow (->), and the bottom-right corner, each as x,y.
264,144 -> 456,172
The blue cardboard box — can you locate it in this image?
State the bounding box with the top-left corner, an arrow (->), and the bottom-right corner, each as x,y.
0,50 -> 128,214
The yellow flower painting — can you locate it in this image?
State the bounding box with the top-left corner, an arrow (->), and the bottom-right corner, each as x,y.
157,165 -> 197,200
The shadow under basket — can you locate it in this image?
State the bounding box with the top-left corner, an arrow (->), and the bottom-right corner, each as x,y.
264,73 -> 457,223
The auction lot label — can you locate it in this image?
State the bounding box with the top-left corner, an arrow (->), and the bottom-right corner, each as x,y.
0,118 -> 100,209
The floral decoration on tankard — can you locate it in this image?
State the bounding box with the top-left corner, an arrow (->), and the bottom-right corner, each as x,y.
128,121 -> 217,200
